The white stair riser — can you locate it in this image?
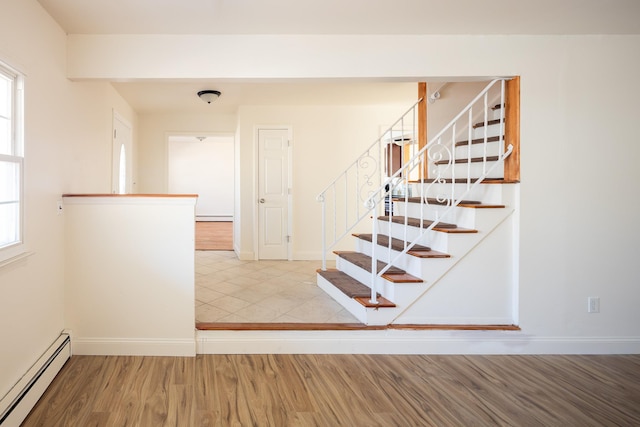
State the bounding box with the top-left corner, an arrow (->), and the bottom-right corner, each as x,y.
355,235 -> 476,286
317,274 -> 367,323
318,271 -> 402,326
355,238 -> 422,277
377,220 -> 449,252
454,140 -> 504,159
430,161 -> 504,180
393,202 -> 478,229
335,256 -> 401,300
472,123 -> 503,139
490,108 -> 504,121
409,182 -> 504,205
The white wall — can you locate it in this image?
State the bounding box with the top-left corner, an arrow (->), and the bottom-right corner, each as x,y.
168,136 -> 234,219
426,81 -> 491,141
137,112 -> 236,193
0,0 -> 138,402
63,33 -> 640,350
64,196 -> 196,356
236,104 -> 412,260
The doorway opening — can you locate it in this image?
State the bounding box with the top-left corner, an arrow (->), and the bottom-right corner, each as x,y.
168,134 -> 235,250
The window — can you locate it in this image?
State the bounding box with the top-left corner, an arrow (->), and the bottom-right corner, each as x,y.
0,60 -> 24,263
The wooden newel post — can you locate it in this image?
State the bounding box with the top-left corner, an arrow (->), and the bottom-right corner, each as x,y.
418,82 -> 428,181
504,76 -> 520,183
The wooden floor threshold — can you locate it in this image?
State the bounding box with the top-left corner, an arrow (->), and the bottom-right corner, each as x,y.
196,322 -> 521,331
388,324 -> 521,331
196,322 -> 385,331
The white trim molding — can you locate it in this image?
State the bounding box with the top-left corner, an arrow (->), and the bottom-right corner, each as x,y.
196,330 -> 640,355
72,337 -> 196,357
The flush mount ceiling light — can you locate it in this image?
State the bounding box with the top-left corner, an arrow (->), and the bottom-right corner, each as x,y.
197,90 -> 221,104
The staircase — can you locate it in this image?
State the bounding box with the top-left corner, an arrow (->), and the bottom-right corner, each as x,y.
316,79 -> 519,326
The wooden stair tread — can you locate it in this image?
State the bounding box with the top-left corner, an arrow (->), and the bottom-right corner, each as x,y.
317,269 -> 373,298
458,203 -> 505,209
492,103 -> 504,110
394,197 -> 503,209
398,197 -> 481,206
378,215 -> 457,229
334,251 -> 422,283
434,155 -> 500,165
317,269 -> 396,307
382,273 -> 423,283
352,233 -> 430,251
334,251 -> 403,274
355,296 -> 396,308
473,118 -> 503,128
378,216 -> 477,233
411,178 -> 505,184
353,233 -> 450,258
455,135 -> 501,146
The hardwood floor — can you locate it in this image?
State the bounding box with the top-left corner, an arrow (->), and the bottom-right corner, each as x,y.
195,221 -> 233,251
23,354 -> 640,426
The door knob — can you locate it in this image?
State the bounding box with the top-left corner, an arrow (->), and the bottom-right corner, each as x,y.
259,198 -> 265,203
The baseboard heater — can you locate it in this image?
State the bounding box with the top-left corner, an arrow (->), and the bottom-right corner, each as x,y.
0,333 -> 71,426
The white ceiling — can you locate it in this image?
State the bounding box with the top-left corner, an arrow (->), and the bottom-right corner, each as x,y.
36,0 -> 640,35
111,80 -> 419,114
36,0 -> 640,113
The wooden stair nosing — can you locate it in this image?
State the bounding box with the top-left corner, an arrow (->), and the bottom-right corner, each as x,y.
318,269 -> 397,308
352,233 -> 451,258
397,197 -> 504,209
455,135 -> 501,147
378,215 -> 458,229
381,272 -> 423,283
434,155 -> 500,165
317,269 -> 371,298
355,296 -> 396,308
352,233 -> 431,252
378,216 -> 477,234
411,178 -> 505,184
473,118 -> 503,128
334,251 -> 423,283
458,203 -> 506,209
397,196 -> 481,206
334,250 -> 404,275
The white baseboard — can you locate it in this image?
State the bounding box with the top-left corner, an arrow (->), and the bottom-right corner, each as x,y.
196,216 -> 233,222
72,337 -> 196,356
196,330 -> 640,355
0,333 -> 71,427
235,250 -> 255,261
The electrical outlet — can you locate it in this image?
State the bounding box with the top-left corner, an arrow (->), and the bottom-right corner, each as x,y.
57,201 -> 63,215
587,297 -> 600,313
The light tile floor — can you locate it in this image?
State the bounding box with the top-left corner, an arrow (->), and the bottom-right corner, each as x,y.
195,251 -> 359,323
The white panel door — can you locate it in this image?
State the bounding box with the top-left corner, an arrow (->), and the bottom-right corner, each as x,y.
258,128 -> 290,260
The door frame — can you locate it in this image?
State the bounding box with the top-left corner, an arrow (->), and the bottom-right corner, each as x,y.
253,125 -> 293,260
111,110 -> 133,194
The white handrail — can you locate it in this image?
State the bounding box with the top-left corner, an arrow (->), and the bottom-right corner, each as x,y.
316,99 -> 422,270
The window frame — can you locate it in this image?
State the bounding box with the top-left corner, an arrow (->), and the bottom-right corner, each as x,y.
0,60 -> 26,265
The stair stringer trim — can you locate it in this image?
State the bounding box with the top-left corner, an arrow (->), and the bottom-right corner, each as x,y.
391,211 -> 517,325
355,208 -> 516,326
